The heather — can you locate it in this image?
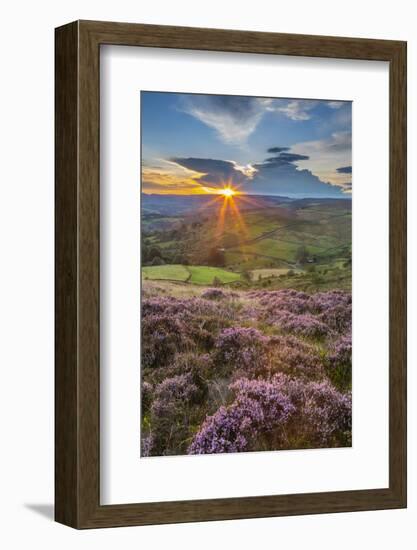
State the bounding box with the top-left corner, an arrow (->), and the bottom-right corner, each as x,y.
188,375 -> 351,454
141,286 -> 352,456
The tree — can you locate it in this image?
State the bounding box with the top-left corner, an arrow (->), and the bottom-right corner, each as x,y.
207,247 -> 225,267
149,245 -> 162,261
241,270 -> 251,282
295,245 -> 309,264
141,244 -> 149,264
151,256 -> 165,266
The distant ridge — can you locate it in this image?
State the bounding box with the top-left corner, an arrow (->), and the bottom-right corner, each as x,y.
142,193 -> 351,216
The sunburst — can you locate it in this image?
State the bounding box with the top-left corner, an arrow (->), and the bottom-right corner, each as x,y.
218,187 -> 236,198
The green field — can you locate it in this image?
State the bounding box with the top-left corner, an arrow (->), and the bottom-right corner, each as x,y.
142,264 -> 241,285
142,264 -> 189,282
187,266 -> 241,285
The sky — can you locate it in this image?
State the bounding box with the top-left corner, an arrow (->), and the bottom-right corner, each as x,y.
141,91 -> 352,198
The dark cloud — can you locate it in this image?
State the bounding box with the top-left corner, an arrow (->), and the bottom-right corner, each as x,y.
262,157 -> 293,167
250,161 -> 344,197
275,152 -> 309,162
260,151 -> 310,167
248,147 -> 344,197
170,157 -> 247,186
170,146 -> 347,198
267,146 -> 290,153
336,166 -> 352,174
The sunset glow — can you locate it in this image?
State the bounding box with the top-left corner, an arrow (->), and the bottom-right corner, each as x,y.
217,186 -> 237,198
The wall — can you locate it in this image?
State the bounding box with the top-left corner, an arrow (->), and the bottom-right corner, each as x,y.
0,0 -> 415,548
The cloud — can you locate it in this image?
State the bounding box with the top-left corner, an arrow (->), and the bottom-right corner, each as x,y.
180,95 -> 264,145
293,131 -> 352,156
267,146 -> 290,153
249,164 -> 345,197
291,132 -> 352,187
262,152 -> 310,168
179,95 -> 351,147
141,159 -> 225,195
249,148 -> 345,197
336,166 -> 352,174
327,101 -> 344,109
170,157 -> 248,186
179,96 -> 328,144
327,131 -> 352,152
271,100 -> 318,121
147,137 -> 351,198
270,152 -> 310,163
170,148 -> 346,197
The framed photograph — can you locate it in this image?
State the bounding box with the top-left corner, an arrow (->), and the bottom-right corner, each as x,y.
55,20 -> 406,528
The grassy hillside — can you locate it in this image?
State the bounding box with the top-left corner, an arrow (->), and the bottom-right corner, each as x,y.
142,264 -> 189,282
142,264 -> 241,285
141,196 -> 352,292
187,266 -> 241,285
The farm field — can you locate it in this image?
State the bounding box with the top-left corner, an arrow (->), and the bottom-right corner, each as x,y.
142,264 -> 189,282
187,266 -> 241,285
142,264 -> 241,285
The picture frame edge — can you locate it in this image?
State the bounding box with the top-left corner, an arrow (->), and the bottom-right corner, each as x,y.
55,20 -> 407,529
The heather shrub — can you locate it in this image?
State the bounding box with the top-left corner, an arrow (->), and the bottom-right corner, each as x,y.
320,304 -> 351,333
170,351 -> 212,375
272,311 -> 329,339
164,352 -> 212,401
142,296 -> 236,369
326,333 -> 352,390
142,314 -> 194,369
250,289 -> 311,315
143,373 -> 199,456
201,288 -> 227,300
188,374 -> 351,454
188,377 -> 294,454
141,381 -> 153,413
141,433 -> 155,457
250,289 -> 351,337
142,287 -> 352,456
311,290 -> 351,313
214,327 -> 270,378
143,296 -> 216,317
143,295 -> 235,327
268,334 -> 324,379
153,373 -> 198,401
312,291 -> 352,333
274,374 -> 352,448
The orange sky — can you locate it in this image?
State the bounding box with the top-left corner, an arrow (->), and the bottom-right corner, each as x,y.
141,166 -> 238,195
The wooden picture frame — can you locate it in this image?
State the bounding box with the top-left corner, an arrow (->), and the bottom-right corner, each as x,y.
55,20 -> 407,528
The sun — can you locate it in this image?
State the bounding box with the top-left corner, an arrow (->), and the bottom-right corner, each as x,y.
218,187 -> 236,198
